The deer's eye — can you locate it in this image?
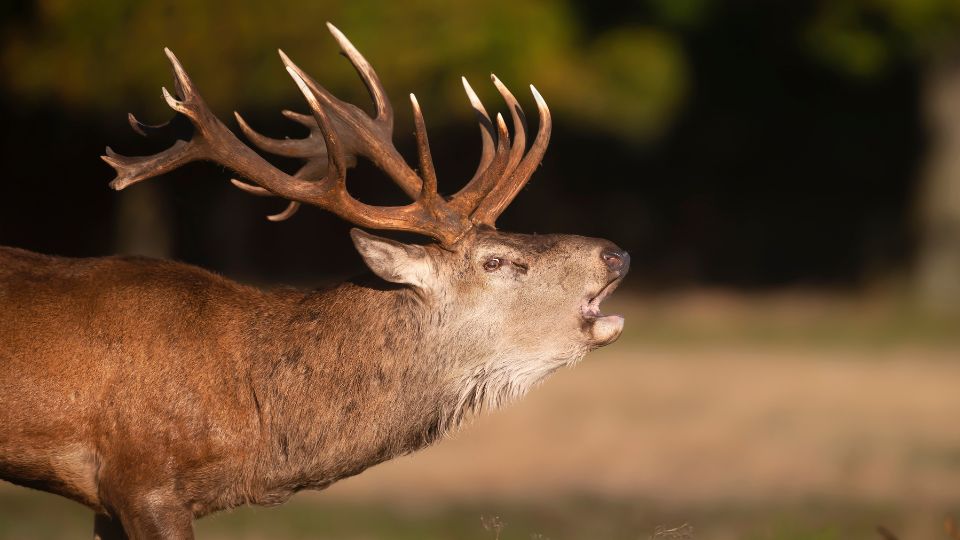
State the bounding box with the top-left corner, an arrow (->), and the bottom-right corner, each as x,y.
483,258 -> 503,272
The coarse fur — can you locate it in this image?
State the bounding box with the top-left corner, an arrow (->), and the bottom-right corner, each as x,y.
0,226 -> 628,539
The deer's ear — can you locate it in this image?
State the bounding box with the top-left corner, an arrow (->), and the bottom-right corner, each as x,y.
350,229 -> 434,290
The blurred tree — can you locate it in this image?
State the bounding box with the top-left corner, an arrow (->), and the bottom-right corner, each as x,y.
0,0 -> 687,141
802,0 -> 960,311
6,0 -> 957,295
0,0 -> 688,258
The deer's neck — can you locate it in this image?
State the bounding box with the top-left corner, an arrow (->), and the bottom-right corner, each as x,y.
247,279 -> 450,496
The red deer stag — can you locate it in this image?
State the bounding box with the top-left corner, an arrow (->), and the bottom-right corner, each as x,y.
0,23 -> 629,539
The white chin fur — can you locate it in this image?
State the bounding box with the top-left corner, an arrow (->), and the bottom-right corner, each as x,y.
590,315 -> 624,345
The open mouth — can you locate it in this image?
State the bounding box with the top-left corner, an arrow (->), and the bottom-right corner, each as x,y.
581,276 -> 624,321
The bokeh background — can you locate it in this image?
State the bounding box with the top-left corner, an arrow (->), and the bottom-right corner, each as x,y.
2,1 -> 960,539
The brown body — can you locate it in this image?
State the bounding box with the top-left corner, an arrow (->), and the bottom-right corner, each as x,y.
0,24 -> 629,538
0,245 -> 447,513
1,228 -> 627,538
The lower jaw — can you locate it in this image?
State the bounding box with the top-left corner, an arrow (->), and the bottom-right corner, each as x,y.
584,314 -> 625,345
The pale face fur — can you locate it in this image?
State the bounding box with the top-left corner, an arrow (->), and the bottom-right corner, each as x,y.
351,227 -> 629,426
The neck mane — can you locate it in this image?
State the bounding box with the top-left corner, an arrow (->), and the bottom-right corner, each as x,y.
243,276 -> 577,500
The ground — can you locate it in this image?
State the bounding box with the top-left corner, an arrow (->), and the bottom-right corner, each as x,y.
1,291 -> 958,539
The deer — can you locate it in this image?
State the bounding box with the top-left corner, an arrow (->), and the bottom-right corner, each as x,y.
0,23 -> 629,539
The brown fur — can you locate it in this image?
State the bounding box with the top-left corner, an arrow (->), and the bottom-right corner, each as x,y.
0,228 -> 627,538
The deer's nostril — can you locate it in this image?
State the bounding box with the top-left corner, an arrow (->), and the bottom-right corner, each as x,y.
601,249 -> 629,273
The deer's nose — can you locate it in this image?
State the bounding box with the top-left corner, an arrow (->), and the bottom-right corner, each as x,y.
601,249 -> 630,274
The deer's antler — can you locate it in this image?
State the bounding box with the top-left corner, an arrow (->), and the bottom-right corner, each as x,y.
103,23 -> 551,245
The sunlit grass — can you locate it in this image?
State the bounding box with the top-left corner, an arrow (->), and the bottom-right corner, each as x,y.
0,487 -> 952,540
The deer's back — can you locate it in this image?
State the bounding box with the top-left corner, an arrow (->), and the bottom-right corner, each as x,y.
0,246 -> 279,511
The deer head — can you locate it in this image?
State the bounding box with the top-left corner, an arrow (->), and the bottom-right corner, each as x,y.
347,227 -> 628,424
102,23 -> 629,412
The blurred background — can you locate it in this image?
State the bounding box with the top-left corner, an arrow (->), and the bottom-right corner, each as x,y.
1,0 -> 960,538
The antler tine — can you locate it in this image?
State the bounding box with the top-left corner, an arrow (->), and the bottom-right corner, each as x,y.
461,77 -> 496,185
410,94 -> 438,201
267,202 -> 301,222
229,178 -> 301,222
127,112 -> 174,138
448,113 -> 511,215
234,110 -> 362,173
470,85 -> 551,226
326,22 -> 393,126
103,140 -> 199,191
162,48 -> 201,117
285,67 -> 348,184
491,74 -> 528,176
234,111 -> 326,159
282,109 -> 316,127
229,155 -> 327,221
230,178 -> 272,196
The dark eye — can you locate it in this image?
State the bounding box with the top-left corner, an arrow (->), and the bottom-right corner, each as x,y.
483,257 -> 502,272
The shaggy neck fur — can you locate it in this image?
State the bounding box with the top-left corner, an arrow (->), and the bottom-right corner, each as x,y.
244,277 -> 581,502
